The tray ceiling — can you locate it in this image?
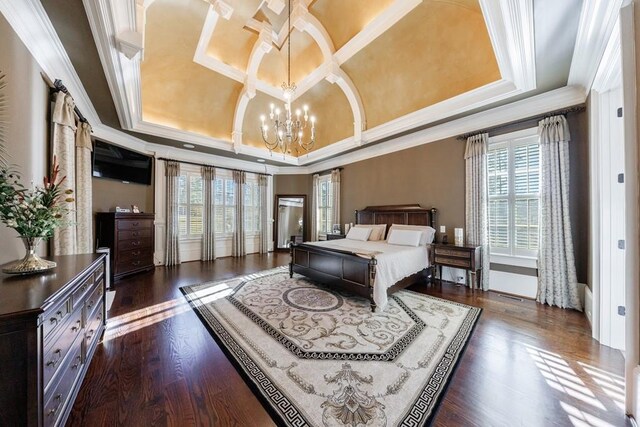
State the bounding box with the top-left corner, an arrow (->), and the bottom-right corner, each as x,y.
138,0 -> 502,158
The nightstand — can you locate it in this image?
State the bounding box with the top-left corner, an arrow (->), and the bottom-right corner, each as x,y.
326,233 -> 346,240
430,243 -> 482,289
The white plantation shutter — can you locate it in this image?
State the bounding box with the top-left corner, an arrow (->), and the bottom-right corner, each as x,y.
488,133 -> 540,257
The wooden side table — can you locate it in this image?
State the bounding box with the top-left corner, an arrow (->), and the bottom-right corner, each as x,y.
430,243 -> 482,289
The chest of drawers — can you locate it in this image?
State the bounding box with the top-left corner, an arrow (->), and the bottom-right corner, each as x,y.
96,212 -> 155,282
0,253 -> 106,427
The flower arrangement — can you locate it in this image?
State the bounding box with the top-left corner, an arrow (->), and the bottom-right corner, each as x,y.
0,155 -> 74,238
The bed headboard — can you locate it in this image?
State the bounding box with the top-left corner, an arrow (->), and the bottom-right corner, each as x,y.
355,204 -> 437,234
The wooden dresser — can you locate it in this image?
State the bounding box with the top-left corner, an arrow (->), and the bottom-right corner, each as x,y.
0,253 -> 107,427
96,212 -> 155,282
430,243 -> 482,289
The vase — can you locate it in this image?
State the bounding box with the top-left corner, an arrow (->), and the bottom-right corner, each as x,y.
2,237 -> 57,275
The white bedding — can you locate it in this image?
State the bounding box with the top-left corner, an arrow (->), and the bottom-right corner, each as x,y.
304,239 -> 430,311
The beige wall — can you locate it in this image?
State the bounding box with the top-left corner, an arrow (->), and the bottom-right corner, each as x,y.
91,177 -> 155,214
0,16 -> 49,264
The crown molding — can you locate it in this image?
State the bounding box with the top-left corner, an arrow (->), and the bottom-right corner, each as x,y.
479,0 -> 536,91
591,19 -> 622,93
301,86 -> 586,174
568,0 -> 624,93
0,0 -> 101,125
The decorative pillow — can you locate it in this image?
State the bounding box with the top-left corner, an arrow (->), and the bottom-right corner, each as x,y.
346,227 -> 372,241
387,229 -> 422,247
388,224 -> 436,245
353,224 -> 387,241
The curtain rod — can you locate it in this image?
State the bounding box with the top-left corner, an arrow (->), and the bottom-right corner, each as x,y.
315,167 -> 343,176
49,79 -> 89,124
158,157 -> 272,176
457,104 -> 586,141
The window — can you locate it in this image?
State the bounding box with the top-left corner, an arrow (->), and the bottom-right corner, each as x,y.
243,180 -> 261,235
488,131 -> 540,258
317,175 -> 333,236
178,173 -> 203,239
214,177 -> 236,234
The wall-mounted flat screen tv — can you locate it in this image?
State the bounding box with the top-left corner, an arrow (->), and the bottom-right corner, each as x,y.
92,140 -> 153,185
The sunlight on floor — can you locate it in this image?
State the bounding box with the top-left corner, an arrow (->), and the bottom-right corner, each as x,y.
523,343 -> 625,426
103,282 -> 232,341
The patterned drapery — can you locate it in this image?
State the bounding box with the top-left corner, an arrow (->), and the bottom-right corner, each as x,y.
201,165 -> 216,261
52,92 -> 77,255
464,133 -> 490,290
311,174 -> 319,241
75,122 -> 93,254
537,115 -> 581,310
330,169 -> 341,231
164,161 -> 181,266
258,174 -> 269,254
232,170 -> 246,257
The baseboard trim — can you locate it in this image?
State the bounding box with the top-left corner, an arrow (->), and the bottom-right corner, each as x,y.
584,285 -> 593,328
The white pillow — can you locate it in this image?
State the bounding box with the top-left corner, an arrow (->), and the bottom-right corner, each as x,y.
346,227 -> 372,241
388,224 -> 436,245
353,224 -> 387,241
387,229 -> 422,247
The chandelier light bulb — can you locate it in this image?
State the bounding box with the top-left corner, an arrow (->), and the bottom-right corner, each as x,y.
310,116 -> 316,124
303,105 -> 308,112
260,115 -> 265,122
275,108 -> 281,116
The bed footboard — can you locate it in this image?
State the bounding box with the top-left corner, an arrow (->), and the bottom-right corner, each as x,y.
290,243 -> 378,307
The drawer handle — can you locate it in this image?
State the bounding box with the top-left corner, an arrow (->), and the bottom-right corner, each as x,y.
86,329 -> 95,340
47,394 -> 62,417
71,355 -> 81,370
131,241 -> 141,246
132,221 -> 139,226
46,349 -> 62,368
132,231 -> 140,237
132,250 -> 141,256
71,319 -> 81,332
87,300 -> 94,311
49,310 -> 64,325
132,260 -> 141,266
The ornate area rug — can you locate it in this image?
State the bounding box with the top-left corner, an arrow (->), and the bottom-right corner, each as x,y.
181,267 -> 480,426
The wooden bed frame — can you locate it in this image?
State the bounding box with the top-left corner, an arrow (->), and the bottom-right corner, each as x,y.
289,204 -> 437,309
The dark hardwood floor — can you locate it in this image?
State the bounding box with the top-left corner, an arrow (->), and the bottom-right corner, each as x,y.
68,253 -> 629,426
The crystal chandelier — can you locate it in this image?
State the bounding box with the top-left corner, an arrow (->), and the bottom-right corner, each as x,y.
260,0 -> 316,156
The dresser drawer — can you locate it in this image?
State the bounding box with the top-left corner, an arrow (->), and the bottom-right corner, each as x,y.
435,256 -> 471,268
71,274 -> 94,310
42,298 -> 72,340
119,247 -> 153,263
116,255 -> 153,275
84,281 -> 104,318
118,237 -> 152,251
43,305 -> 83,390
119,228 -> 152,241
43,335 -> 83,427
434,247 -> 471,258
117,218 -> 153,230
85,301 -> 104,352
94,261 -> 105,282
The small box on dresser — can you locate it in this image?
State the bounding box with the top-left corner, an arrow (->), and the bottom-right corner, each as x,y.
95,212 -> 155,282
0,253 -> 107,427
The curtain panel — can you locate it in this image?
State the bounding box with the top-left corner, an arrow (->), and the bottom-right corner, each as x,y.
165,161 -> 181,266
75,122 -> 93,254
330,169 -> 341,231
232,170 -> 246,257
311,174 -> 320,241
52,92 -> 77,256
537,115 -> 581,310
201,165 -> 216,261
464,133 -> 490,291
258,175 -> 269,254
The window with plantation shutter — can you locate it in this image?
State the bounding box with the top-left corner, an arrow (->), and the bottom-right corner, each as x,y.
317,175 -> 333,236
177,173 -> 204,239
488,130 -> 540,258
214,177 -> 236,235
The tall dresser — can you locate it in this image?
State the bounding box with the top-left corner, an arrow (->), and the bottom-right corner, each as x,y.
95,212 -> 155,282
0,253 -> 107,427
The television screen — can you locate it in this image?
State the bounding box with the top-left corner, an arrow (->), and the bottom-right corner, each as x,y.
92,140 -> 153,185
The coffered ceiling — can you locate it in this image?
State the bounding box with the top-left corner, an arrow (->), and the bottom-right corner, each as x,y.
29,0 -> 589,169
139,0 -> 501,158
